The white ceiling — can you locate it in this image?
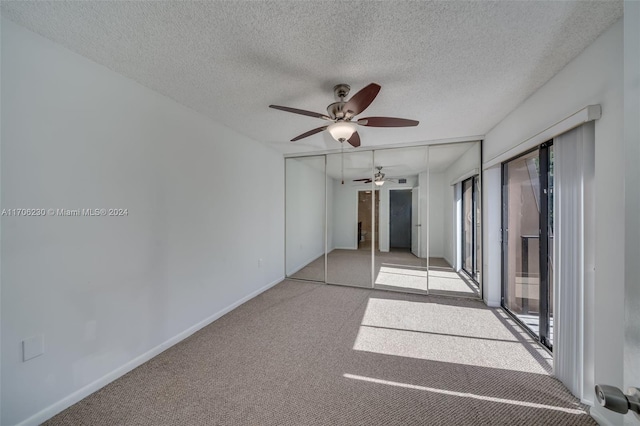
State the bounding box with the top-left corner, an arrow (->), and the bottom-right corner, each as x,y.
1,1 -> 622,155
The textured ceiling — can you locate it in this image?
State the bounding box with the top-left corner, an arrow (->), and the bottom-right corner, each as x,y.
1,1 -> 622,154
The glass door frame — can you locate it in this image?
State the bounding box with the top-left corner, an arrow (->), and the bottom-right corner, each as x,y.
461,175 -> 479,284
501,141 -> 553,350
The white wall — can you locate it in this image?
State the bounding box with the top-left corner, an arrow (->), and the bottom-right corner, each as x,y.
623,2 -> 640,425
483,18 -> 624,423
331,180 -> 359,250
285,158 -> 325,275
482,166 -> 502,307
1,19 -> 284,426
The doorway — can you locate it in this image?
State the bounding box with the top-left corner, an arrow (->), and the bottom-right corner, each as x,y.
357,190 -> 379,250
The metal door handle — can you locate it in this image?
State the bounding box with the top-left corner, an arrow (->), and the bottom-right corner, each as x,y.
595,384 -> 640,416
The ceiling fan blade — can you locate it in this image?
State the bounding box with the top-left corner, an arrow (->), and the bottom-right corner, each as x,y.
343,83 -> 381,116
347,131 -> 361,148
353,178 -> 372,182
357,117 -> 419,127
290,125 -> 328,142
269,105 -> 331,120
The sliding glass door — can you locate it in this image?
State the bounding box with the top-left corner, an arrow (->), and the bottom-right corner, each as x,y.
462,176 -> 479,283
502,142 -> 553,349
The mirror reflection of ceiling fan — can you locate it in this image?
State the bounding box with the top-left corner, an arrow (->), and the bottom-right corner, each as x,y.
353,167 -> 403,186
269,83 -> 419,147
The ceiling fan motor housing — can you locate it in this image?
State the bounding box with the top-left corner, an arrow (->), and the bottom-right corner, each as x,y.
327,102 -> 346,120
328,84 -> 352,120
333,83 -> 350,100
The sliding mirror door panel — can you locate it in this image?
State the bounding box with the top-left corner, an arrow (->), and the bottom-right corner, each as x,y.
372,147 -> 429,293
427,142 -> 481,298
326,151 -> 373,288
285,156 -> 326,282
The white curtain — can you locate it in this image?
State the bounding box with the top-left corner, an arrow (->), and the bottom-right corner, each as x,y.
553,121 -> 595,402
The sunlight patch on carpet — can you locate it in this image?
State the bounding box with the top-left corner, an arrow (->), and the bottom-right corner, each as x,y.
343,374 -> 586,415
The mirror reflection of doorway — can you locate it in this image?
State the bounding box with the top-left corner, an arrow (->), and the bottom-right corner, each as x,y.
389,189 -> 412,250
358,190 -> 379,251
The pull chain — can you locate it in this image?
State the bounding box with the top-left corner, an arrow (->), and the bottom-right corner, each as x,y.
341,142 -> 344,184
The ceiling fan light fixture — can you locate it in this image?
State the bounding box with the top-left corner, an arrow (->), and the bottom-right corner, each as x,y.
374,180 -> 385,186
327,121 -> 357,142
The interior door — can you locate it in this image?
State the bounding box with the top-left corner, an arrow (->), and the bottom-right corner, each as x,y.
411,186 -> 419,256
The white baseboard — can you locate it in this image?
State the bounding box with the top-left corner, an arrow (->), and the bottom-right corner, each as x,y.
286,252 -> 324,276
484,297 -> 501,308
589,407 -> 616,426
16,276 -> 284,426
581,398 -> 594,406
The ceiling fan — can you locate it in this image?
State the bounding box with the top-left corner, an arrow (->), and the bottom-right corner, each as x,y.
353,167 -> 399,186
269,83 -> 419,147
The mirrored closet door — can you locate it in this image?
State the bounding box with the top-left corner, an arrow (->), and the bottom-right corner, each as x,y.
326,150 -> 374,288
285,156 -> 326,282
372,146 -> 429,294
284,141 -> 482,298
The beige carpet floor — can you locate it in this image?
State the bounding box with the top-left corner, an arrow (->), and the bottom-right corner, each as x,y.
45,280 -> 593,426
291,249 -> 480,298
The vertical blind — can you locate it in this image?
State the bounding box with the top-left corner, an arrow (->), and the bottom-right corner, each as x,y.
553,121 -> 595,402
